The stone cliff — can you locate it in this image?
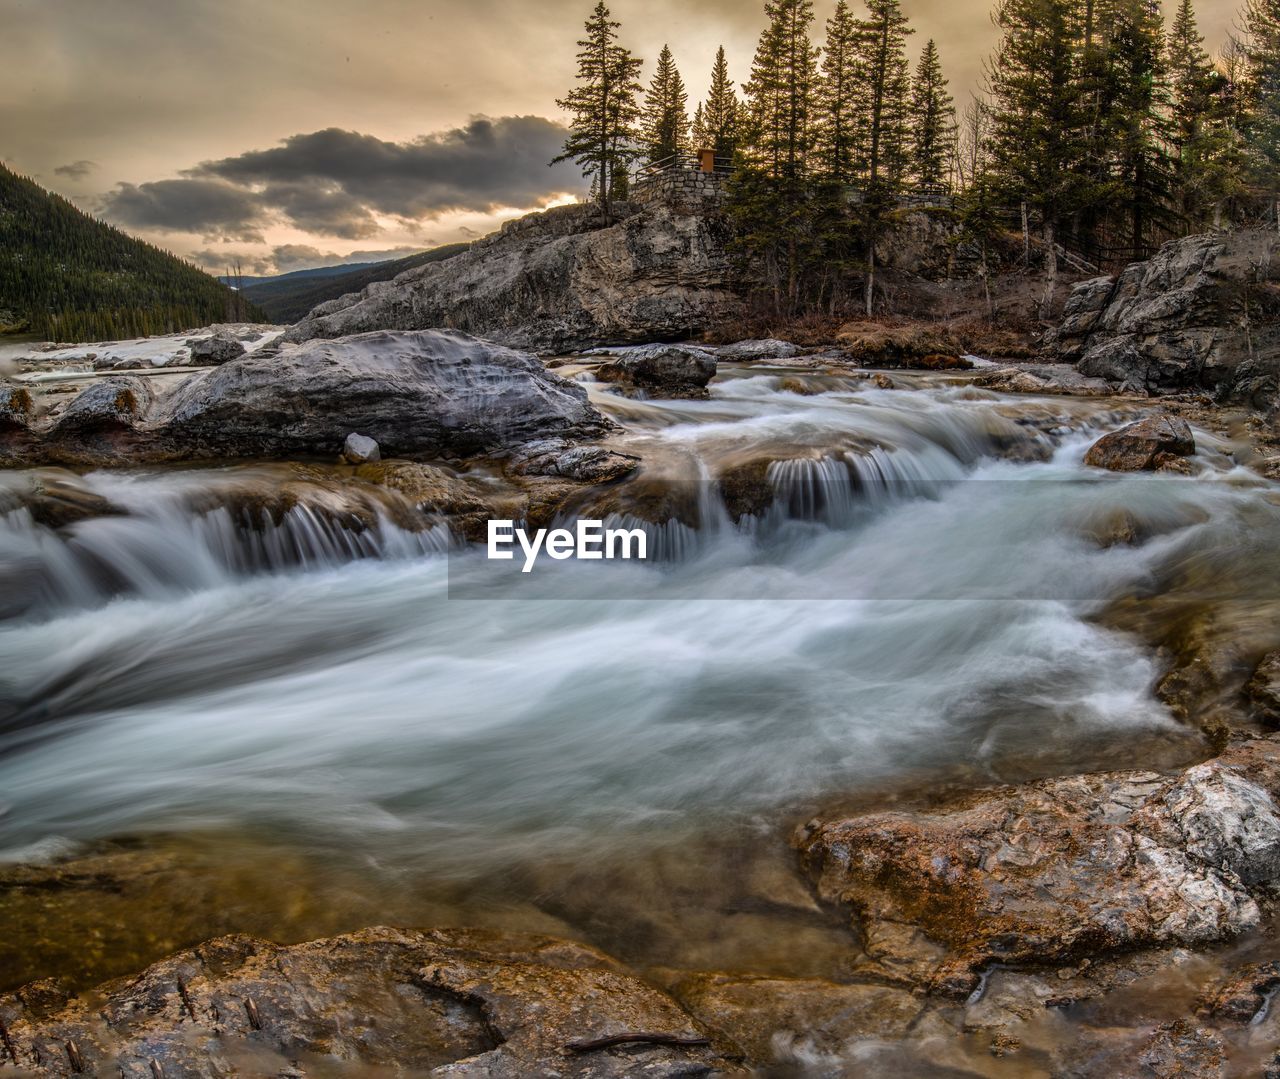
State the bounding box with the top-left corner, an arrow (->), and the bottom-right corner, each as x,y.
1047,229 -> 1280,405
284,200 -> 741,354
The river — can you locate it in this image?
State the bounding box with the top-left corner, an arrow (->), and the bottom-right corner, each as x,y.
1,361 -> 1276,1012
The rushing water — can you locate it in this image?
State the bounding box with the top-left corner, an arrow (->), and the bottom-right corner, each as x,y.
2,362 -> 1278,995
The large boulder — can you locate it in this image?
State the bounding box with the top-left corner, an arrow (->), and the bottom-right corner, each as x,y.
795,737 -> 1280,997
717,339 -> 801,362
283,203 -> 742,354
0,927 -> 728,1077
1047,230 -> 1280,404
1083,414 -> 1196,471
595,343 -> 717,397
187,331 -> 246,365
0,330 -> 611,465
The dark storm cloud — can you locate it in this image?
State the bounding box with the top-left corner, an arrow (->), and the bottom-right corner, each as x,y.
100,178 -> 270,242
93,117 -> 581,241
54,160 -> 96,181
189,117 -> 583,221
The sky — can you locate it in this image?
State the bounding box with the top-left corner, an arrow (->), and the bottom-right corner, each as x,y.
2,0 -> 1241,276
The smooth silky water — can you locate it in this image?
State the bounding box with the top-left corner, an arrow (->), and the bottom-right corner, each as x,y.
3,362 -> 1280,1068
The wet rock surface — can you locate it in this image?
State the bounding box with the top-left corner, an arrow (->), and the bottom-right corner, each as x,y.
795,736 -> 1280,996
1048,229 -> 1280,405
0,927 -> 728,1077
1084,414 -> 1196,471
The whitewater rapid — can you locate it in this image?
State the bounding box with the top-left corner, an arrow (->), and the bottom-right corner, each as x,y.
0,366 -> 1273,874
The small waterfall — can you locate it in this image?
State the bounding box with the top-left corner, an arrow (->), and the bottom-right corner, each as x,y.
0,498 -> 450,620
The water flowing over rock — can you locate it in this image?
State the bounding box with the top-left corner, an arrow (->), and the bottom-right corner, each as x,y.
283,203 -> 741,353
1083,414 -> 1196,471
0,927 -> 728,1077
1047,230 -> 1280,405
795,737 -> 1280,996
0,330 -> 611,465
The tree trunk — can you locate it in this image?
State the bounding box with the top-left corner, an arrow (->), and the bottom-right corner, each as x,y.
864,241 -> 875,317
1040,221 -> 1058,322
981,244 -> 992,318
1021,202 -> 1030,267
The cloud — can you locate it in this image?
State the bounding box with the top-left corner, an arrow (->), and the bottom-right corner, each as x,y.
93,116 -> 582,243
54,159 -> 96,180
189,243 -> 427,276
189,116 -> 584,224
100,178 -> 269,242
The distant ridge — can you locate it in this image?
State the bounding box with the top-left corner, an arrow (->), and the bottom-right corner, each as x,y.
0,163 -> 265,342
243,244 -> 471,323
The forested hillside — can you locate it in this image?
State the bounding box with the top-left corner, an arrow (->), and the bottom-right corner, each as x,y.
0,164 -> 265,342
243,244 -> 470,322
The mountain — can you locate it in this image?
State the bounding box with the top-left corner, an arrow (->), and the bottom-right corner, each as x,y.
0,163 -> 265,342
219,263 -> 387,289
242,245 -> 470,323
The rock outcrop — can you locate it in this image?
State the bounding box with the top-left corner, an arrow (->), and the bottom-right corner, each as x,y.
795,736 -> 1280,997
0,330 -> 611,465
1047,229 -> 1280,404
1083,414 -> 1197,471
0,927 -> 728,1077
187,331 -> 246,366
284,202 -> 741,354
595,343 -> 718,397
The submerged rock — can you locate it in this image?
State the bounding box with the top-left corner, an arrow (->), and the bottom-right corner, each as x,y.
1247,652 -> 1280,727
795,737 -> 1280,996
1047,229 -> 1280,405
596,344 -> 718,398
0,927 -> 728,1077
187,330 -> 246,366
1084,414 -> 1196,471
672,973 -> 922,1063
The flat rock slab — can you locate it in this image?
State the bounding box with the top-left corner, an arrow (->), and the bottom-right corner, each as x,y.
795,737 -> 1280,996
0,926 -> 728,1077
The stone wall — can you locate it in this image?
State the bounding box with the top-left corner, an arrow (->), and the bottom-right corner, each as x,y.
632,168 -> 728,213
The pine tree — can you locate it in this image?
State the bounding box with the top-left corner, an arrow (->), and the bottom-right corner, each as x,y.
814,0 -> 865,183
1166,0 -> 1220,225
641,44 -> 691,163
987,0 -> 1086,315
729,0 -> 821,313
854,0 -> 913,313
1242,0 -> 1280,226
552,2 -> 644,223
1105,0 -> 1173,252
700,46 -> 741,157
692,102 -> 709,150
908,39 -> 956,189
